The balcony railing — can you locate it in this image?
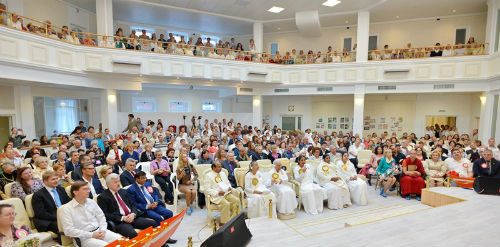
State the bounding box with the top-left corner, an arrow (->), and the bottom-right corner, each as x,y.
0,9 -> 489,66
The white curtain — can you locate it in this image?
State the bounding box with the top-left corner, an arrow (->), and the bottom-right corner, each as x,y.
54,99 -> 78,135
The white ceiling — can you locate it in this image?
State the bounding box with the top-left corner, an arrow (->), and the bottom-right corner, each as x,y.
64,0 -> 487,35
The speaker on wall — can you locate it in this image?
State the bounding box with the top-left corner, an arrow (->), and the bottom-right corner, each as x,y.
201,213 -> 252,247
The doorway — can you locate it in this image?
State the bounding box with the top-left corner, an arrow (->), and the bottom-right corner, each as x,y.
0,116 -> 11,148
282,115 -> 302,131
425,116 -> 456,128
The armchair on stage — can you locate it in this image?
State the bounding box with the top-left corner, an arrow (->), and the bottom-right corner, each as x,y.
105,208 -> 187,247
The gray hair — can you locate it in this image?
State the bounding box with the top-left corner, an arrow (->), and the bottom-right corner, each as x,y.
105,173 -> 120,184
125,158 -> 137,165
273,159 -> 281,165
483,149 -> 493,154
1,159 -> 14,170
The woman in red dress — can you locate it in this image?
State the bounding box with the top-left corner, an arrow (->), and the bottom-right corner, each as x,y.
400,149 -> 426,201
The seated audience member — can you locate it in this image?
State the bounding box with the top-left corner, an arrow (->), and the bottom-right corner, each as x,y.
52,147 -> 68,162
317,155 -> 351,210
423,150 -> 448,187
336,153 -> 368,205
71,154 -> 91,181
348,139 -> 363,169
75,162 -> 103,199
252,145 -> 268,161
205,161 -> 241,226
221,152 -> 239,188
97,174 -> 157,239
52,163 -> 72,188
140,143 -> 155,162
309,148 -> 322,161
11,167 -> 43,201
430,43 -> 443,57
454,43 -> 466,56
268,145 -> 282,163
99,166 -> 113,189
400,150 -> 426,201
445,148 -> 473,178
265,160 -> 297,216
0,160 -> 17,193
60,181 -> 122,246
32,171 -> 71,243
245,161 -> 276,218
376,149 -> 398,197
127,171 -> 174,226
473,149 -> 500,178
122,143 -> 139,163
31,156 -> 53,179
236,148 -> 251,161
4,148 -> 22,167
150,150 -> 174,204
442,44 -> 453,56
0,204 -> 34,246
176,153 -> 198,215
197,150 -> 213,164
120,158 -> 139,187
294,155 -> 324,214
65,151 -> 80,174
106,141 -> 123,169
45,139 -> 59,158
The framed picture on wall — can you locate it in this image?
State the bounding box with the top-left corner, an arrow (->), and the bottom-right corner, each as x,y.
316,123 -> 321,129
345,117 -> 349,123
345,124 -> 349,129
340,124 -> 344,129
333,124 -> 336,129
328,124 -> 332,129
333,117 -> 337,123
340,118 -> 345,123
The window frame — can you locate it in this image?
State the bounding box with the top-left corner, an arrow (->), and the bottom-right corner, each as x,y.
169,100 -> 191,113
132,97 -> 158,113
201,100 -> 222,113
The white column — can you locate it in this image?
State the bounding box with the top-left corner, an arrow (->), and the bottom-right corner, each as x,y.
13,85 -> 35,139
485,0 -> 499,54
252,95 -> 263,129
101,89 -> 118,134
253,22 -> 264,53
352,85 -> 365,136
479,92 -> 495,143
356,10 -> 370,62
96,0 -> 114,36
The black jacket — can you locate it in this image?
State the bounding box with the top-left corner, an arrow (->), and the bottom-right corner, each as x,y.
32,186 -> 71,232
97,189 -> 143,224
473,158 -> 500,178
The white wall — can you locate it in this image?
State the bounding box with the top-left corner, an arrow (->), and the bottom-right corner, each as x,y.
117,87 -> 252,113
262,14 -> 487,53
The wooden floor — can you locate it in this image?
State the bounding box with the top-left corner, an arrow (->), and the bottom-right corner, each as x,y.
170,186 -> 500,247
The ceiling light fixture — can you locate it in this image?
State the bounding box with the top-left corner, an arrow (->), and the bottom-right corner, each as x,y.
396,15 -> 399,18
345,20 -> 349,24
452,9 -> 456,13
277,27 -> 281,30
322,0 -> 341,7
268,6 -> 284,13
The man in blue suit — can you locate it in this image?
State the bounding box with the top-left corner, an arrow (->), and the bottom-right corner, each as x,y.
127,171 -> 174,226
120,158 -> 139,187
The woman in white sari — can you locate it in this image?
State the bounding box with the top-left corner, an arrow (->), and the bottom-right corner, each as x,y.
294,156 -> 325,214
336,153 -> 368,206
245,161 -> 276,218
316,155 -> 351,210
265,160 -> 297,216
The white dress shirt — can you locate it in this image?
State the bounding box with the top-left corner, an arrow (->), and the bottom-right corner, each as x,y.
60,198 -> 107,239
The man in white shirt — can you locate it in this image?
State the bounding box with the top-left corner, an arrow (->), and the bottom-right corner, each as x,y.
348,139 -> 364,168
205,161 -> 241,226
45,139 -> 59,159
445,148 -> 473,178
60,181 -> 122,247
487,138 -> 500,160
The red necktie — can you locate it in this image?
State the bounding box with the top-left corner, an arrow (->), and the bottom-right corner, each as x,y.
115,192 -> 130,215
131,171 -> 135,177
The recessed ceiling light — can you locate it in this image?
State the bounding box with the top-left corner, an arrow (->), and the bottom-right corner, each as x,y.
268,6 -> 284,13
396,15 -> 399,18
323,0 -> 341,7
452,9 -> 456,13
345,20 -> 349,24
277,27 -> 281,30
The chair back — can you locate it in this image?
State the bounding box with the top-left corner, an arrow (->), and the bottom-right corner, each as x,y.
258,164 -> 274,173
0,197 -> 33,228
4,182 -> 15,198
138,162 -> 154,180
192,159 -> 199,165
234,168 -> 248,187
95,165 -> 105,179
65,185 -> 72,198
277,158 -> 292,178
256,159 -> 271,167
194,164 -> 212,183
239,161 -> 251,170
25,194 -> 35,219
357,150 -> 373,168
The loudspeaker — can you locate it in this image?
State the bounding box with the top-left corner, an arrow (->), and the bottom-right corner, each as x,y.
201,213 -> 252,247
473,176 -> 500,195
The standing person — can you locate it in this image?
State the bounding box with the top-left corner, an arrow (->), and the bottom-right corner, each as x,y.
60,181 -> 122,247
400,150 -> 426,201
9,128 -> 26,148
293,156 -> 324,215
123,114 -> 141,133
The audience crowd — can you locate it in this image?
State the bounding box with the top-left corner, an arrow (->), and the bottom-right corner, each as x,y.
1,111 -> 500,246
0,5 -> 487,65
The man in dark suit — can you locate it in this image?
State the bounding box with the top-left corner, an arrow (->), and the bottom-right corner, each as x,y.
74,162 -> 104,199
70,154 -> 91,181
32,171 -> 71,244
473,149 -> 500,178
127,172 -> 175,230
251,145 -> 268,161
120,158 -> 139,187
97,173 -> 157,239
221,152 -> 239,188
64,151 -> 80,173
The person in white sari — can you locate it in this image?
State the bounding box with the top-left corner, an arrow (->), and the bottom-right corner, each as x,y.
316,155 -> 351,210
265,160 -> 297,216
293,156 -> 325,214
245,161 -> 276,218
336,153 -> 368,206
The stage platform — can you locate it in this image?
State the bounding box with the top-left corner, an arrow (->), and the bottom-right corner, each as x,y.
171,187 -> 500,247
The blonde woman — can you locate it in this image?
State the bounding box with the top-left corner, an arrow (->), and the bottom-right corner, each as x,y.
31,156 -> 53,180
176,153 -> 198,215
423,150 -> 447,187
99,166 -> 113,189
